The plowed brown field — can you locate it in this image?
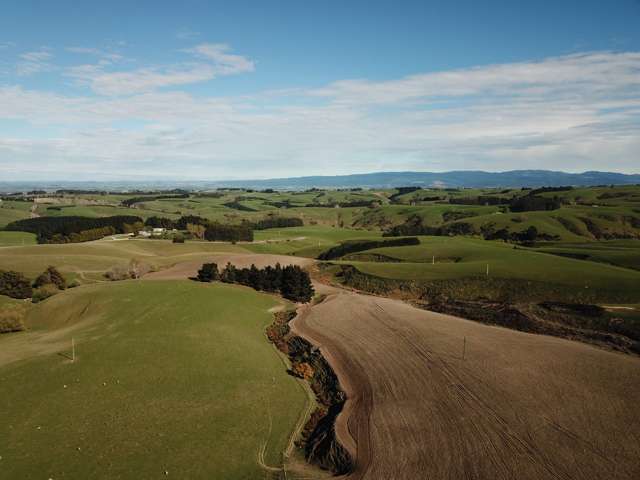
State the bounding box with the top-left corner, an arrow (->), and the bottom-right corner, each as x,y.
293,290 -> 640,480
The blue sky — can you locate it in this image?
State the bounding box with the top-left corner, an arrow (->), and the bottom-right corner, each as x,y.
1,0 -> 639,180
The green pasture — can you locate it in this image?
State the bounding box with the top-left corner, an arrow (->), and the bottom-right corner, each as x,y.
248,226 -> 382,257
0,238 -> 248,282
0,231 -> 37,247
0,200 -> 33,227
337,236 -> 640,300
0,280 -> 307,479
530,240 -> 640,271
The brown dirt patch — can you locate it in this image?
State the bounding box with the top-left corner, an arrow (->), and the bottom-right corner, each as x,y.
292,290 -> 640,479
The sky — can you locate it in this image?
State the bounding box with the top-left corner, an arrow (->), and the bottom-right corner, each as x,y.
1,0 -> 639,180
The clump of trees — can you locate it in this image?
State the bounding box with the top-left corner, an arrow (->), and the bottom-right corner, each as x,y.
5,216 -> 143,244
143,214 -> 303,242
449,196 -> 511,206
253,216 -> 303,230
31,266 -> 68,303
204,222 -> 253,242
197,262 -> 315,303
145,216 -> 176,229
0,270 -> 33,299
1,266 -> 70,303
223,200 -> 258,212
509,195 -> 561,212
121,193 -> 188,207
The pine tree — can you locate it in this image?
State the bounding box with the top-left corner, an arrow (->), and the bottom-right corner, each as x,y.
196,263 -> 219,282
220,262 -> 237,283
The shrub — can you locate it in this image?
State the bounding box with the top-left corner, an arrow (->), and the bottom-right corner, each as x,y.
105,259 -> 151,281
172,235 -> 185,243
128,258 -> 151,279
33,266 -> 67,290
105,265 -> 130,281
32,284 -> 61,303
0,310 -> 25,333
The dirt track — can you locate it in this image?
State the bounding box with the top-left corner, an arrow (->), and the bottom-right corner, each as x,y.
293,291 -> 640,480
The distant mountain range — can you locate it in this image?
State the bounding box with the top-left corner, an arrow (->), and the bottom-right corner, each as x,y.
211,170 -> 640,189
1,170 -> 639,192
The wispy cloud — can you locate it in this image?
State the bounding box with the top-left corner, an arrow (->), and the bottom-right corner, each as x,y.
16,47 -> 53,76
1,51 -> 639,179
65,42 -> 253,96
184,43 -> 255,75
65,46 -> 123,62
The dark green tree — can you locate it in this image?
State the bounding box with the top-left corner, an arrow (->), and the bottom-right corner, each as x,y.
220,263 -> 237,283
0,270 -> 33,299
196,263 -> 219,282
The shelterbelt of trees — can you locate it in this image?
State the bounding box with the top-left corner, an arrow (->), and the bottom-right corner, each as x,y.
144,215 -> 303,231
196,262 -> 314,303
4,216 -> 143,244
3,214 -> 305,244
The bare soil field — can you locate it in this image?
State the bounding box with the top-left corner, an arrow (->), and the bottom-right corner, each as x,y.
143,253 -> 314,280
293,290 -> 640,480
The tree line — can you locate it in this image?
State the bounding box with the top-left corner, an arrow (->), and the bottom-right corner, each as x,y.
317,237 -> 420,260
121,193 -> 189,207
196,262 -> 314,302
145,214 -> 304,240
4,216 -> 143,244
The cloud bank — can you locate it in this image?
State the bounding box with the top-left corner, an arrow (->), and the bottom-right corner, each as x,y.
1,48 -> 639,179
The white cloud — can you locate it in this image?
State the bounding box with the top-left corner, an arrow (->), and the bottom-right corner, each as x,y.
1,51 -> 639,179
185,43 -> 255,75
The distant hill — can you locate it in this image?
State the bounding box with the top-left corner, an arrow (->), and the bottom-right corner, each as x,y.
1,170 -> 639,192
212,170 -> 640,189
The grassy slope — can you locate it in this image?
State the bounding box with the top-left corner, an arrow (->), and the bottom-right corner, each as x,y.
247,225 -> 382,257
0,231 -> 37,247
340,236 -> 640,300
0,200 -> 32,228
0,239 -> 249,281
0,280 -> 306,479
530,240 -> 640,271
